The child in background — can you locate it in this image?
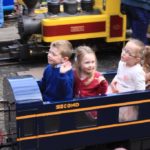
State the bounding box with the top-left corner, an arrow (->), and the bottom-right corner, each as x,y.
74,46 -> 108,119
38,40 -> 74,102
143,46 -> 150,89
110,38 -> 145,122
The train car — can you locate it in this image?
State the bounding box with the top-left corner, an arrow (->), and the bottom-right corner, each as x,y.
4,0 -> 126,60
1,72 -> 150,150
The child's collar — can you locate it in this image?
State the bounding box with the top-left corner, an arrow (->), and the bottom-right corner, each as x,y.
54,64 -> 61,68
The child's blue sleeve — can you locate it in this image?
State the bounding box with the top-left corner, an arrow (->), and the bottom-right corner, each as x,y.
57,70 -> 74,100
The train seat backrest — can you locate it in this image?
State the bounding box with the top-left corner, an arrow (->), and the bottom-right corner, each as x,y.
102,70 -> 116,83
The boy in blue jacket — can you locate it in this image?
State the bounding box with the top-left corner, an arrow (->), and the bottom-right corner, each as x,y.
38,40 -> 74,101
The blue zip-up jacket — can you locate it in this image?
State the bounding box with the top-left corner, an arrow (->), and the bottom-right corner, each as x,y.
38,64 -> 74,101
122,0 -> 150,11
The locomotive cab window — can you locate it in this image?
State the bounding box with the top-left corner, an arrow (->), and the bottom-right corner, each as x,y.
118,105 -> 139,122
75,111 -> 97,129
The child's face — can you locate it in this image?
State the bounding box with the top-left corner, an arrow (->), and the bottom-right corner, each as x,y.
80,53 -> 96,75
47,47 -> 64,66
121,41 -> 140,66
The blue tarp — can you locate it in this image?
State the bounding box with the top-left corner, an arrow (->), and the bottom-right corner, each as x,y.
3,0 -> 14,6
0,0 -> 14,27
3,0 -> 14,11
0,0 -> 4,27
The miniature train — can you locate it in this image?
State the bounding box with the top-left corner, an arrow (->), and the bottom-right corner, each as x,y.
4,0 -> 126,60
1,72 -> 150,150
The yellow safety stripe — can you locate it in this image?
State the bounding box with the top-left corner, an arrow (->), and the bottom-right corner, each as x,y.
17,119 -> 150,142
16,99 -> 150,120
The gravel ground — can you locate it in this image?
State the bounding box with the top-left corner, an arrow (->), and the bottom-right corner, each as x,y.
97,51 -> 120,72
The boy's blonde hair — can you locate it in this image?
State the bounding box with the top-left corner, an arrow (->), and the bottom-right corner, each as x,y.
143,46 -> 150,73
51,40 -> 73,58
75,46 -> 97,73
128,38 -> 145,58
